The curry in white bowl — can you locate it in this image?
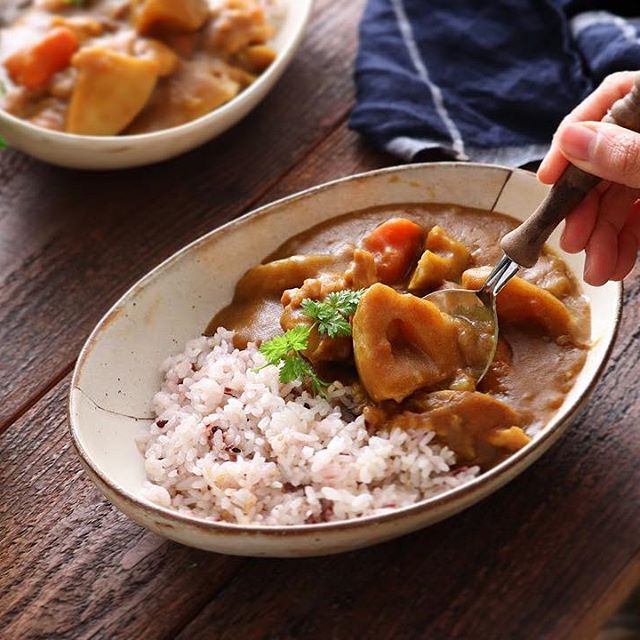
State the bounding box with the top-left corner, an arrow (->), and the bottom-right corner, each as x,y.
1,0 -> 279,135
69,163 -> 619,555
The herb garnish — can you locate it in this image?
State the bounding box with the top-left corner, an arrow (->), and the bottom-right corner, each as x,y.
259,288 -> 366,394
301,289 -> 365,338
259,325 -> 327,395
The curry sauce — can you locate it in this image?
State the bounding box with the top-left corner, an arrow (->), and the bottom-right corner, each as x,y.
209,204 -> 590,469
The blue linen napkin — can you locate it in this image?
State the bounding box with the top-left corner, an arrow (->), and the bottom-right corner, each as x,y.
350,1 -> 640,167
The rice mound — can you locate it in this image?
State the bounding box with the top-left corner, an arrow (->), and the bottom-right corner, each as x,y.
139,328 -> 480,525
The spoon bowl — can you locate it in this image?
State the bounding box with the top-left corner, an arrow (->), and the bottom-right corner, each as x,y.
424,288 -> 497,386
424,255 -> 520,385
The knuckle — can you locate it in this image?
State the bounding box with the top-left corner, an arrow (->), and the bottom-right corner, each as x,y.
619,141 -> 640,177
599,71 -> 632,91
598,132 -> 640,183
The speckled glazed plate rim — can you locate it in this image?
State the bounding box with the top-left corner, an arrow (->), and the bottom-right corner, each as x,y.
69,162 -> 622,536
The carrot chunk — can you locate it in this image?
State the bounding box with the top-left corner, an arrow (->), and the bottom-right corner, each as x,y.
361,218 -> 423,284
5,27 -> 79,91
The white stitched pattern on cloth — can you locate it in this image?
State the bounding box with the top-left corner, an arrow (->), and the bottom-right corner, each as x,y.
389,0 -> 468,160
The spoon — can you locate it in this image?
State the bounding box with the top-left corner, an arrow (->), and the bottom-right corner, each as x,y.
426,72 -> 640,384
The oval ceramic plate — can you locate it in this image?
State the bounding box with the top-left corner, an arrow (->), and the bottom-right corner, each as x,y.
0,0 -> 313,170
69,163 -> 621,557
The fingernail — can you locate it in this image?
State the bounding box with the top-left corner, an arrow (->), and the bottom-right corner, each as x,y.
558,124 -> 597,161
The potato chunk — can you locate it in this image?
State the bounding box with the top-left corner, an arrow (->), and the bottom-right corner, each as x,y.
388,390 -> 530,467
134,0 -> 210,35
408,226 -> 470,292
237,44 -> 277,73
67,48 -> 159,135
352,284 -> 465,402
462,267 -> 574,338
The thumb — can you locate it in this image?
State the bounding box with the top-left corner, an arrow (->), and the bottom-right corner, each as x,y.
556,121 -> 640,188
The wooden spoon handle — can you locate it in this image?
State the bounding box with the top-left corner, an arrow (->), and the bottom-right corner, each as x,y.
500,72 -> 640,268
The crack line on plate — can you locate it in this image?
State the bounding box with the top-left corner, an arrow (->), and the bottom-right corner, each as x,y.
74,385 -> 154,421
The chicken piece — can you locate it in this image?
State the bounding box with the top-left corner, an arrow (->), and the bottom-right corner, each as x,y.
133,0 -> 210,35
280,274 -> 354,364
278,250 -> 375,364
281,273 -> 346,310
67,48 -> 159,135
51,15 -> 107,41
281,309 -> 353,363
408,226 -> 470,292
49,67 -> 77,99
29,98 -> 67,131
236,44 -> 277,73
125,57 -> 241,133
133,38 -> 180,76
462,267 -> 574,338
389,390 -> 530,468
352,284 -> 466,402
206,0 -> 274,55
343,249 -> 378,290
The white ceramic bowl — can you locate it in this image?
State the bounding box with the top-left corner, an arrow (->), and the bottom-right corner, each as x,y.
0,0 -> 313,170
69,163 -> 622,557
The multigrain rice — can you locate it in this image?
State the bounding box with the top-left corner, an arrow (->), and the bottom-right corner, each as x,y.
139,328 -> 480,525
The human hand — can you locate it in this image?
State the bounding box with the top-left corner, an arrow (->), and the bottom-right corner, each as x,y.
538,71 -> 640,286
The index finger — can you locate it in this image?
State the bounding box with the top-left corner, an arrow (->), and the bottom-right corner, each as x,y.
537,71 -> 637,184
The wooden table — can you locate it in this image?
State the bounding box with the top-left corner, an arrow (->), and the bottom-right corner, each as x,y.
1,2 -> 639,638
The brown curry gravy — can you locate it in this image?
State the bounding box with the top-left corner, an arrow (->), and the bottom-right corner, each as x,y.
210,203 -> 590,458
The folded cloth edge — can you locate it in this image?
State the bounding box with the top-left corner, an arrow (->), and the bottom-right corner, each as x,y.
385,136 -> 550,167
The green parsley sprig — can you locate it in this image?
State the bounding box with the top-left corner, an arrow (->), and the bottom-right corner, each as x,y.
301,289 -> 365,338
258,288 -> 366,394
259,325 -> 327,395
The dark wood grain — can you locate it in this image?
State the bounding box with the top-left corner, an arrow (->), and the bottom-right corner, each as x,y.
0,0 -> 365,432
0,379 -> 246,640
